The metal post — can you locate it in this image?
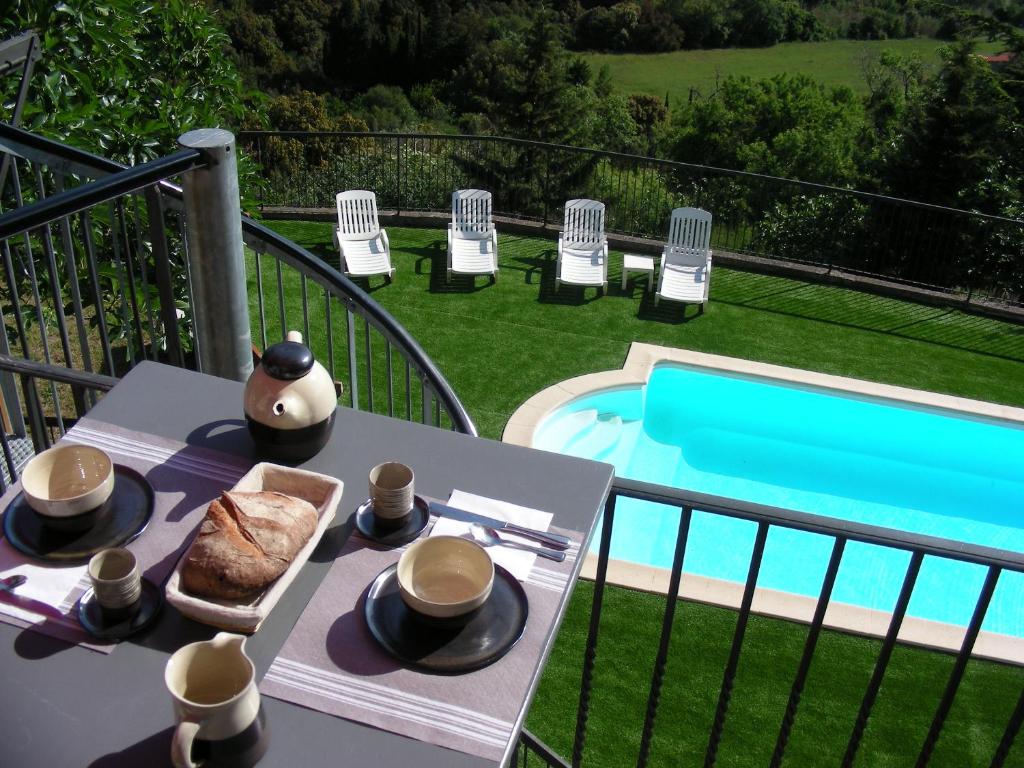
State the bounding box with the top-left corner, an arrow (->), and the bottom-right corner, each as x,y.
177,129 -> 253,382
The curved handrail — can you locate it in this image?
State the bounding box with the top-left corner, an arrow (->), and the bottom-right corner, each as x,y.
0,122 -> 477,436
237,216 -> 477,435
0,148 -> 202,238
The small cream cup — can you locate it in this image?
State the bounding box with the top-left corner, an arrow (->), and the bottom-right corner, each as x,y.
88,547 -> 142,620
368,461 -> 414,529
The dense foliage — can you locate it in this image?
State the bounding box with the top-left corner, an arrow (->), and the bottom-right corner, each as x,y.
0,0 -> 264,361
1,0 -> 261,164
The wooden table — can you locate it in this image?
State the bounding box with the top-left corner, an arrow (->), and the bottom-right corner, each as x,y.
0,362 -> 613,767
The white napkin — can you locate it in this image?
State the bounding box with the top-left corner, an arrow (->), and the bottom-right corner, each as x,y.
0,541 -> 89,625
429,490 -> 554,581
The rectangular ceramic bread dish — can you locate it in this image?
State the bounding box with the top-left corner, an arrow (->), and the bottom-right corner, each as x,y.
165,462 -> 344,633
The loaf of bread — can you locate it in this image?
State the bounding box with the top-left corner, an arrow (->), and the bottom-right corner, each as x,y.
181,491 -> 318,600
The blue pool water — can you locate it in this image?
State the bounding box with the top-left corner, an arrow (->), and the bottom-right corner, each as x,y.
534,365 -> 1024,636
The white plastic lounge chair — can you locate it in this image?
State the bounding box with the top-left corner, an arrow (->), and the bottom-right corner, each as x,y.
557,199 -> 608,291
333,190 -> 394,281
447,189 -> 498,282
655,207 -> 713,310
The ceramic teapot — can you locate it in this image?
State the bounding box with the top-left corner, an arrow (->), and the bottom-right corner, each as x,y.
243,331 -> 337,461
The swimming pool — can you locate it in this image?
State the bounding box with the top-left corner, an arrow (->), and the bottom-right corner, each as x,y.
531,358 -> 1024,638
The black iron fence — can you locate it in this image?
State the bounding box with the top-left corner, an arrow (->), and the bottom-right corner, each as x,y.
239,131 -> 1024,307
515,476 -> 1024,768
0,123 -> 475,482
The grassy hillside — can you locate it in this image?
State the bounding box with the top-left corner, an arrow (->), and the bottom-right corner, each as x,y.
582,38 -> 1004,104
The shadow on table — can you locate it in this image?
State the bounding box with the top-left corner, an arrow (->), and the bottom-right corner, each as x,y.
87,726 -> 173,767
327,597 -> 402,676
309,517 -> 355,565
13,619 -> 79,660
186,419 -> 254,458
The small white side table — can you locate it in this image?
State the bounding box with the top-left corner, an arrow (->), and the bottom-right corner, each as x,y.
622,253 -> 656,292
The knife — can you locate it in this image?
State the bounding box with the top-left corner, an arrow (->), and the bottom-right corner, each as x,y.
428,501 -> 573,550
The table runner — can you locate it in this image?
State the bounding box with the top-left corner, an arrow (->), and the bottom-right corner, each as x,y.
261,509 -> 582,763
0,418 -> 250,651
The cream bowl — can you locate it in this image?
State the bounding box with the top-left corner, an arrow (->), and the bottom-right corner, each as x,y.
21,445 -> 115,520
397,535 -> 494,620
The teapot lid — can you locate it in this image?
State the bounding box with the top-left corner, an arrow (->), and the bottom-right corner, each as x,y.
261,331 -> 313,380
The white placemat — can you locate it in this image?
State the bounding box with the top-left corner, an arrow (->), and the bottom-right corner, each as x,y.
428,489 -> 554,581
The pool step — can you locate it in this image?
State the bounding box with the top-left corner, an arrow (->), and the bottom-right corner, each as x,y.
562,411 -> 624,461
538,409 -> 599,449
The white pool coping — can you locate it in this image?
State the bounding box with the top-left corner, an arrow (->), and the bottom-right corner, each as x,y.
503,343 -> 1024,665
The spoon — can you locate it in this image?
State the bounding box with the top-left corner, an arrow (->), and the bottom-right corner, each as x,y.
470,524 -> 566,562
0,574 -> 26,594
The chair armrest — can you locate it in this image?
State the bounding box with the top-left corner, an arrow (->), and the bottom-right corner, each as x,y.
333,228 -> 342,251
491,228 -> 498,251
380,228 -> 390,252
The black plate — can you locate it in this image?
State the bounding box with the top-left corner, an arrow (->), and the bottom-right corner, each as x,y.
354,495 -> 429,547
77,577 -> 163,640
2,465 -> 154,564
364,563 -> 528,674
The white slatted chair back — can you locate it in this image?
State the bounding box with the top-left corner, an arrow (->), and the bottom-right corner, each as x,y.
336,190 -> 381,241
452,189 -> 493,239
666,207 -> 712,256
562,199 -> 606,249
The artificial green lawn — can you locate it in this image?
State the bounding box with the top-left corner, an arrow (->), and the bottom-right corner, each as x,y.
582,38 -> 1004,104
263,220 -> 1024,767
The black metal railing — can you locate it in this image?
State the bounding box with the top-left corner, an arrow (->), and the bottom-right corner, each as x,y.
238,131 -> 1024,307
0,355 -> 117,490
0,122 -> 475,475
514,476 -> 1024,767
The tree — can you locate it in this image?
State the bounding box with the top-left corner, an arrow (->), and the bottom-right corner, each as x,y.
859,49 -> 929,181
667,74 -> 865,185
453,11 -> 593,146
629,93 -> 669,155
877,41 -> 1019,211
0,0 -> 262,361
633,1 -> 686,52
728,0 -> 787,47
1,0 -> 259,165
574,3 -> 641,51
670,0 -> 730,49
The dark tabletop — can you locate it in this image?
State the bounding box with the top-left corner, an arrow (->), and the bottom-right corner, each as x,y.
0,362 -> 614,768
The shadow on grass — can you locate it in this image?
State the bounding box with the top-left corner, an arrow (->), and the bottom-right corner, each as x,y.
535,257 -> 607,306
514,246 -> 555,286
636,291 -> 704,324
344,274 -> 391,294
716,270 -> 1024,363
411,240 -> 497,293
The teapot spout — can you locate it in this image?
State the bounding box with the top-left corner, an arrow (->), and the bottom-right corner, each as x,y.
272,393 -> 309,423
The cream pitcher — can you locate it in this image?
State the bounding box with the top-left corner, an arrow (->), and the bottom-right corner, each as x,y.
164,632 -> 268,768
